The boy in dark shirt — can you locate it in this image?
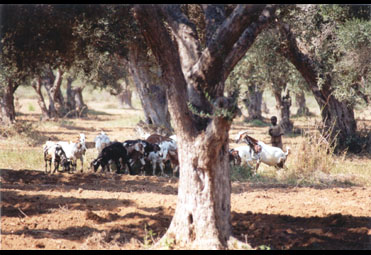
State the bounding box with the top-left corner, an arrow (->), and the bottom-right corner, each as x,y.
268,116 -> 284,149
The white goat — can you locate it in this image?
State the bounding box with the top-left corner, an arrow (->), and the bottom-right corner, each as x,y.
236,132 -> 290,173
94,131 -> 111,155
145,135 -> 178,176
232,145 -> 260,168
57,133 -> 87,173
156,139 -> 178,176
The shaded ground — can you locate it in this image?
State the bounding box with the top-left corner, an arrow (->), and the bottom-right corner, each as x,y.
1,168 -> 370,250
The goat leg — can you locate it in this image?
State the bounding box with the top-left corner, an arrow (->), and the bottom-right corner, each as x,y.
80,157 -> 84,173
160,162 -> 166,177
114,160 -> 121,174
255,162 -> 260,175
45,160 -> 49,174
53,161 -> 59,174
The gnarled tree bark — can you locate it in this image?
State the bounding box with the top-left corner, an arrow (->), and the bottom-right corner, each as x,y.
134,4 -> 277,249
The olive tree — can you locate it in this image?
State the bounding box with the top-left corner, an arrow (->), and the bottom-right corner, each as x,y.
133,4 -> 277,249
275,4 -> 370,150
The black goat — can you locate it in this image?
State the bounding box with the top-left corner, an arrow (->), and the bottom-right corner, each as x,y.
91,142 -> 131,174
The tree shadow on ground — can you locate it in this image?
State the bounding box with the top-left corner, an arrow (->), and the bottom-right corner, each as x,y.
232,211 -> 371,250
0,169 -> 178,195
3,204 -> 368,250
86,109 -> 113,116
231,175 -> 360,195
1,169 -> 370,250
1,206 -> 172,248
1,189 -> 135,218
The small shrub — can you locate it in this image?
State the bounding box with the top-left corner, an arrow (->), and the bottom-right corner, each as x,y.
58,119 -> 75,128
246,119 -> 269,127
290,123 -> 337,179
143,224 -> 157,248
230,164 -> 254,182
28,103 -> 35,112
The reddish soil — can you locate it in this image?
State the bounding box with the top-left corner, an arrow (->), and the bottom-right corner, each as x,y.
1,168 -> 370,250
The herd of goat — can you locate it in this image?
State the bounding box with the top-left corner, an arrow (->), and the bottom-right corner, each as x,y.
42,130 -> 290,177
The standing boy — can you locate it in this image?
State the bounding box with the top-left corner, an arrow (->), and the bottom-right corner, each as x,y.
268,116 -> 284,149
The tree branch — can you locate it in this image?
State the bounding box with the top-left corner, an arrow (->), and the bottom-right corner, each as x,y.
189,4 -> 267,98
160,4 -> 201,75
160,4 -> 214,126
133,4 -> 196,138
222,4 -> 278,81
201,4 -> 226,45
275,21 -> 328,105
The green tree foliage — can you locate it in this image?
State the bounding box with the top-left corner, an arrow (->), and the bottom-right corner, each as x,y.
1,5 -> 83,83
331,18 -> 371,105
278,4 -> 370,107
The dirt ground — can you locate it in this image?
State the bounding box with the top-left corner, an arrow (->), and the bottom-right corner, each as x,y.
1,168 -> 370,250
1,99 -> 371,250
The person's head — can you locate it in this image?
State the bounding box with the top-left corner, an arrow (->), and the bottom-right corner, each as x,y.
270,116 -> 277,125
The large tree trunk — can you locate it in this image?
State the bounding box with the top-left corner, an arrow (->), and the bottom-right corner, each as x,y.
0,80 -> 17,125
277,23 -> 357,145
127,43 -> 171,131
164,123 -> 232,249
134,4 -> 277,249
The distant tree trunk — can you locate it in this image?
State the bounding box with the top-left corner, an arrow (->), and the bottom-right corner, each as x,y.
32,77 -> 51,120
295,91 -> 309,116
273,86 -> 293,133
278,23 -> 357,145
117,79 -> 134,109
279,90 -> 293,133
118,89 -> 133,108
72,87 -> 87,117
262,100 -> 269,114
43,68 -> 65,118
66,76 -> 75,113
272,86 -> 283,112
0,80 -> 17,125
37,71 -> 87,119
50,68 -> 65,117
242,85 -> 263,120
127,43 -> 171,131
